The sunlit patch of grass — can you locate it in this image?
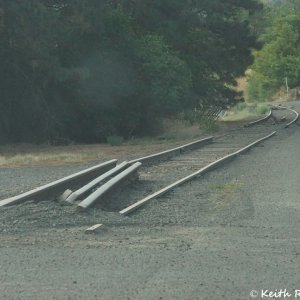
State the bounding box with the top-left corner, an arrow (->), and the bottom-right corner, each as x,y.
222,103 -> 270,122
222,109 -> 257,121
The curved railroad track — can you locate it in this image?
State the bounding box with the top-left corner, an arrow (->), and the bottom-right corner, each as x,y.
106,106 -> 298,215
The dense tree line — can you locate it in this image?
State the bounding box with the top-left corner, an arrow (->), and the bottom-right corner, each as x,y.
0,0 -> 262,144
248,0 -> 300,102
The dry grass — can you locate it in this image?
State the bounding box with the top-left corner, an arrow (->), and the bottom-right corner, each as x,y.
272,87 -> 300,102
0,152 -> 101,167
0,121 -> 204,168
235,76 -> 248,94
0,144 -> 107,167
0,117 -> 246,168
158,119 -> 205,140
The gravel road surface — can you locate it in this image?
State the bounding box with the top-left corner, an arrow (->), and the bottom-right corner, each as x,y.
0,103 -> 299,300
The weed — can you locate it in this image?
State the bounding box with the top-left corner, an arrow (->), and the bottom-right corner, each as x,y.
209,180 -> 243,194
199,117 -> 220,133
256,104 -> 269,115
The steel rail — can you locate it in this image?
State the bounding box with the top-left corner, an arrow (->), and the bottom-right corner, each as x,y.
271,105 -> 299,127
2,105 -> 297,209
129,136 -> 213,165
119,131 -> 276,216
64,161 -> 130,204
281,106 -> 298,128
77,162 -> 142,210
0,159 -> 118,207
244,109 -> 272,127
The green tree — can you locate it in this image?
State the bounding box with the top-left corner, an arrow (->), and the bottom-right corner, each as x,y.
0,0 -> 262,143
54,2 -> 192,140
248,14 -> 300,101
121,0 -> 262,110
0,0 -> 60,142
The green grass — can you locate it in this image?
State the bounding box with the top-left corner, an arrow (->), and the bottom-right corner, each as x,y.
222,109 -> 257,121
221,103 -> 270,122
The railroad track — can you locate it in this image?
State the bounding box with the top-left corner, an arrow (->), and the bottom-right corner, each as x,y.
107,106 -> 298,215
111,115 -> 287,214
0,105 -> 298,223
